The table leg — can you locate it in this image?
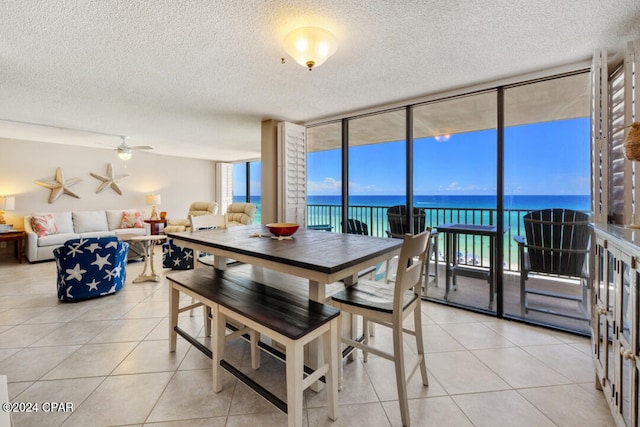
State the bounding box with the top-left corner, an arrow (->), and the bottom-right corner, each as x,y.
488,235 -> 495,310
445,232 -> 459,298
148,239 -> 161,279
339,274 -> 360,360
133,240 -> 161,283
214,255 -> 228,270
452,232 -> 459,291
16,238 -> 22,264
444,232 -> 451,299
308,279 -> 325,392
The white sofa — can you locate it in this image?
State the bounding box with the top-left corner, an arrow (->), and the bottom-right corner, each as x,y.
24,210 -> 150,262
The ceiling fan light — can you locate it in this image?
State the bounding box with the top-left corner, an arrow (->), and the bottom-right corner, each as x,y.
284,26 -> 337,70
117,147 -> 132,160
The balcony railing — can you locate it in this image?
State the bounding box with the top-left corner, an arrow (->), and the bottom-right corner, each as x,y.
307,204 -> 535,272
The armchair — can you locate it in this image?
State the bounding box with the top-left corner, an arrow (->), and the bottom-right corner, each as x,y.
514,208 -> 590,320
386,205 -> 439,287
344,218 -> 369,235
225,202 -> 257,226
164,201 -> 218,233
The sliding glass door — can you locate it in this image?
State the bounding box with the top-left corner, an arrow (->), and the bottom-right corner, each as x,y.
413,92 -> 498,312
502,73 -> 591,333
304,70 -> 592,334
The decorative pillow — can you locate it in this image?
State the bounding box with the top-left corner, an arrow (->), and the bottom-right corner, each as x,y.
31,214 -> 58,237
121,211 -> 144,229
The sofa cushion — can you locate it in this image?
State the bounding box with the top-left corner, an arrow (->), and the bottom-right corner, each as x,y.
52,212 -> 74,234
31,214 -> 58,237
33,212 -> 74,234
38,232 -> 79,247
79,231 -> 116,239
121,211 -> 144,229
106,210 -> 144,231
106,210 -> 123,231
113,228 -> 147,237
73,211 -> 108,234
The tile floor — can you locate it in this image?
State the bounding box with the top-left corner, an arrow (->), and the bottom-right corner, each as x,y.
0,250 -> 615,426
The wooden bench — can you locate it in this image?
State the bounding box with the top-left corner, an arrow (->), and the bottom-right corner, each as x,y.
167,268 -> 340,427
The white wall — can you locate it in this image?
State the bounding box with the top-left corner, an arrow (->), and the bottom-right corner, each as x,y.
0,137 -> 217,231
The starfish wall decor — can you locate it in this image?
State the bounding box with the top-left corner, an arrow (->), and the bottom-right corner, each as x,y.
90,163 -> 130,195
35,167 -> 82,203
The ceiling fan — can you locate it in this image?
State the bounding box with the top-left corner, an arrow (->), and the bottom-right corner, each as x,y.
116,136 -> 153,160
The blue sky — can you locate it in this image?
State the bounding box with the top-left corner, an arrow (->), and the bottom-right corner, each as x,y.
306,118 -> 590,196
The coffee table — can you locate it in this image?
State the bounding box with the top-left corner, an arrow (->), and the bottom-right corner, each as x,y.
118,234 -> 166,283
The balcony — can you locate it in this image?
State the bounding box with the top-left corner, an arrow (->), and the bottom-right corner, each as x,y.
308,203 -> 591,335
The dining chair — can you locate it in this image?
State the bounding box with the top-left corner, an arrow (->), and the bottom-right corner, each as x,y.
190,213 -> 226,231
186,214 -> 227,320
331,229 -> 431,427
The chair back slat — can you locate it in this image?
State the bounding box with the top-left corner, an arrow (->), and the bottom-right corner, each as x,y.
345,219 -> 369,235
394,229 -> 431,313
523,208 -> 590,277
190,214 -> 227,231
387,205 -> 426,238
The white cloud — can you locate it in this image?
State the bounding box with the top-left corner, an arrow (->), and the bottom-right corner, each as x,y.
307,177 -> 342,194
445,181 -> 461,191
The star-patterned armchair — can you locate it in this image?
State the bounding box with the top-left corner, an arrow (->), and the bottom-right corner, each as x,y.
162,239 -> 196,270
53,236 -> 129,302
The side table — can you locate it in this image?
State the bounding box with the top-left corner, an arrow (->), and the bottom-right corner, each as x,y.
435,223 -> 508,309
144,219 -> 168,235
118,234 -> 167,283
0,230 -> 24,264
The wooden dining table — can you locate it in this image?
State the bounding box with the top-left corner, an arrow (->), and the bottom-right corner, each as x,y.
167,224 -> 403,391
167,224 -> 403,303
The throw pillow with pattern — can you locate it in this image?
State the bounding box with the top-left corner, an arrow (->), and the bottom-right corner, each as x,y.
31,214 -> 58,237
121,211 -> 144,228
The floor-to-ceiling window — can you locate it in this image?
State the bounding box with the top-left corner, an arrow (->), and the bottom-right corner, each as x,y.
413,91 -> 498,313
305,69 -> 592,334
306,122 -> 342,231
233,160 -> 261,223
233,162 -> 247,202
249,161 -> 262,223
348,109 -> 406,236
503,73 -> 591,334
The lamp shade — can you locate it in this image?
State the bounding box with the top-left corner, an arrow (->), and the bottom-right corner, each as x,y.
0,196 -> 15,211
283,27 -> 338,71
145,194 -> 161,206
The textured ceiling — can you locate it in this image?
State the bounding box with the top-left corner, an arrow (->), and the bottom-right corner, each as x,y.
1,1 -> 638,162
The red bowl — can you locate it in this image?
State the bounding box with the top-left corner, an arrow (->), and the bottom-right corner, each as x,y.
266,223 -> 300,237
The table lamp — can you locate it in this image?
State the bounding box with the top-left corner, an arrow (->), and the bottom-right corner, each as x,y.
0,196 -> 15,225
145,194 -> 161,220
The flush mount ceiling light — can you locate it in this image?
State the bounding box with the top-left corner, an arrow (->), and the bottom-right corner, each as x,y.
434,134 -> 451,142
283,26 -> 338,71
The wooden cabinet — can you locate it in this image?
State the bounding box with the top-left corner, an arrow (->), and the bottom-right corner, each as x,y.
592,224 -> 640,426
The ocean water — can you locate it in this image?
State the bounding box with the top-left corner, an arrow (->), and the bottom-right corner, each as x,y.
238,194 -> 590,227
308,194 -> 590,211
